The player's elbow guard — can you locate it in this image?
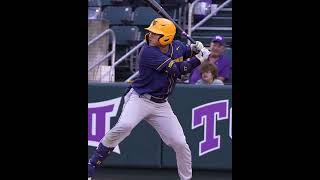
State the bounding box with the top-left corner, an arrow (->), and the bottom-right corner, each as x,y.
179,61 -> 192,75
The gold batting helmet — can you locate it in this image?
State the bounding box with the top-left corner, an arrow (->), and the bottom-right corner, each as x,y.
145,18 -> 176,46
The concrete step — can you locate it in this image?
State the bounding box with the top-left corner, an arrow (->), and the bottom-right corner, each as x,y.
192,28 -> 232,37
216,8 -> 232,17
215,0 -> 232,8
201,16 -> 232,27
195,27 -> 232,31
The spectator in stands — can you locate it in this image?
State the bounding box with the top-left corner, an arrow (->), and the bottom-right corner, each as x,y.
189,35 -> 231,84
193,0 -> 212,23
196,63 -> 224,85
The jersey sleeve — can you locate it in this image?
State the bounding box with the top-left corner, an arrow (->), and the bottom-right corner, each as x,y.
175,40 -> 194,60
175,57 -> 201,75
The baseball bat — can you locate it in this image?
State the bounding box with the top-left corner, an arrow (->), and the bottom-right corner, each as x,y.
144,0 -> 196,44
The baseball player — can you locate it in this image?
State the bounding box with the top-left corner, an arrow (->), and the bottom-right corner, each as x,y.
88,18 -> 210,180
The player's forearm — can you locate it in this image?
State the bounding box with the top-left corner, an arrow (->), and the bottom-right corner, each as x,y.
187,57 -> 201,70
175,57 -> 200,75
163,55 -> 201,78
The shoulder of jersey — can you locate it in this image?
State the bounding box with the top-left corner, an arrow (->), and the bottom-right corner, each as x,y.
142,45 -> 160,53
139,45 -> 160,60
172,40 -> 183,45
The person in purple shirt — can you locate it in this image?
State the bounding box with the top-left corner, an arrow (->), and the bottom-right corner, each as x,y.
88,18 -> 210,180
189,35 -> 231,84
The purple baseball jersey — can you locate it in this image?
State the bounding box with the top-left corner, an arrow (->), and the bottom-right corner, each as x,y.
132,40 -> 199,99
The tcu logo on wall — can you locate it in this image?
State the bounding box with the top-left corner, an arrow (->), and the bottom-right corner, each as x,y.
192,100 -> 232,156
88,97 -> 122,154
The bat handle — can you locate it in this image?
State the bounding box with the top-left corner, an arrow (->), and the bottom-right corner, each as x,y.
181,31 -> 196,44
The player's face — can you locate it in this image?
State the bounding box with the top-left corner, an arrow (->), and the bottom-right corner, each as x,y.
148,31 -> 162,46
201,71 -> 214,83
210,42 -> 225,57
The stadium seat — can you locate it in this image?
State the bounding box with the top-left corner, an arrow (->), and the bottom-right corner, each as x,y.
133,7 -> 161,25
100,0 -> 113,5
102,6 -> 133,25
111,26 -> 141,45
88,0 -> 113,6
161,0 -> 187,7
106,0 -> 160,7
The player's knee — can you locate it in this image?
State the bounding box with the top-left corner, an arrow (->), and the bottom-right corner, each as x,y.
111,122 -> 135,134
121,123 -> 135,133
103,124 -> 134,143
171,138 -> 189,151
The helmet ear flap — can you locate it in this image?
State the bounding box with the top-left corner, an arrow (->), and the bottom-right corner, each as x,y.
159,35 -> 172,46
145,33 -> 167,46
158,34 -> 164,45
